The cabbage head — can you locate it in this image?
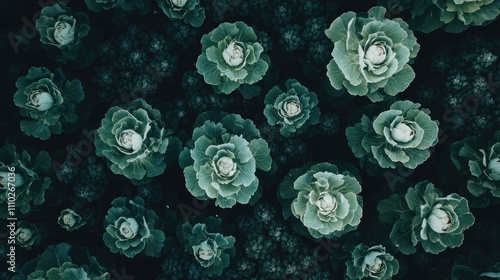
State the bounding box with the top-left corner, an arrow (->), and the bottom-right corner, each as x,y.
196,21 -> 270,95
346,244 -> 399,280
278,162 -> 363,239
378,181 -> 475,254
325,6 -> 419,102
179,112 -> 272,208
346,100 -> 439,170
157,0 -> 205,27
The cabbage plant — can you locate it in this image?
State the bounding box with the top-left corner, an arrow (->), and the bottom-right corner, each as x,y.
325,6 -> 419,102
35,3 -> 91,63
16,221 -> 42,250
58,208 -> 86,232
346,244 -> 399,280
450,130 -> 500,198
157,0 -> 205,27
85,0 -> 151,14
263,79 -> 320,137
179,112 -> 272,208
378,181 -> 475,254
278,162 -> 363,239
178,220 -> 236,277
103,196 -> 165,258
346,100 -> 439,171
0,144 -> 51,218
196,21 -> 270,95
13,67 -> 85,140
94,98 -> 181,184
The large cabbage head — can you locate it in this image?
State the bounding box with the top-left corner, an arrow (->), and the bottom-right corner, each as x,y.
263,79 -> 320,137
278,162 -> 363,239
95,98 -> 180,184
346,244 -> 399,280
196,21 -> 270,95
13,67 -> 84,140
103,196 -> 165,258
450,130 -> 500,197
325,6 -> 419,102
179,113 -> 272,208
346,100 -> 439,170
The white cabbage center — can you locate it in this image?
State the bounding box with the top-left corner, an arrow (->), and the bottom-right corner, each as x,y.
283,100 -> 302,117
197,240 -> 215,260
170,0 -> 188,8
29,90 -> 54,111
119,218 -> 139,239
119,129 -> 143,152
222,41 -> 244,67
365,43 -> 387,65
316,192 -> 337,215
391,123 -> 415,143
216,156 -> 236,177
54,20 -> 76,46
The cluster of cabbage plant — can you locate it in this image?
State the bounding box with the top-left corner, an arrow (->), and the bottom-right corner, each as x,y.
157,0 -> 205,27
346,100 -> 439,171
345,244 -> 399,280
378,181 -> 475,254
278,162 -> 363,239
94,98 -> 181,184
0,144 -> 51,218
325,6 -> 420,102
102,196 -> 165,258
196,21 -> 270,96
263,79 -> 320,137
11,243 -> 110,280
35,3 -> 91,63
13,67 -> 85,140
177,218 -> 236,277
450,130 -> 500,198
179,112 -> 273,208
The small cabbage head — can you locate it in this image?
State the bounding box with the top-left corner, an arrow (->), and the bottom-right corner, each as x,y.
179,220 -> 236,277
95,98 -> 181,184
0,144 -> 51,218
15,221 -> 42,250
157,0 -> 205,27
278,162 -> 363,239
325,6 -> 419,102
13,67 -> 85,140
103,196 -> 165,258
179,112 -> 272,208
196,21 -> 270,95
378,181 -> 475,254
263,79 -> 321,137
346,100 -> 439,171
450,130 -> 500,197
85,0 -> 151,14
57,208 -> 86,232
346,244 -> 399,280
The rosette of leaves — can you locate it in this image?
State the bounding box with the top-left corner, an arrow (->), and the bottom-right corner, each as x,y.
196,21 -> 270,96
450,130 -> 500,198
179,112 -> 273,208
346,100 -> 439,171
345,244 -> 399,280
57,208 -> 86,232
102,196 -> 165,258
13,67 -> 85,140
16,221 -> 42,250
378,181 -> 475,254
278,162 -> 363,239
0,144 -> 51,218
178,219 -> 236,277
94,98 -> 181,184
11,243 -> 110,280
35,3 -> 91,63
85,0 -> 151,15
263,79 -> 320,137
157,0 -> 205,27
325,6 -> 420,102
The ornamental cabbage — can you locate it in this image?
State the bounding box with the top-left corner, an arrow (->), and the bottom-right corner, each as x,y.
450,130 -> 500,197
157,0 -> 205,27
58,208 -> 86,232
94,98 -> 181,184
196,21 -> 270,95
378,181 -> 475,254
103,196 -> 165,258
0,144 -> 51,218
13,67 -> 85,140
346,100 -> 439,171
35,3 -> 91,63
179,112 -> 273,208
278,162 -> 363,239
263,79 -> 320,137
346,244 -> 399,280
16,221 -> 42,250
325,6 -> 420,102
178,219 -> 236,277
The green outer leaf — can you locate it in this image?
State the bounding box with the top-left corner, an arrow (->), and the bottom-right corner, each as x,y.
248,138 -> 272,171
383,64 -> 415,96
